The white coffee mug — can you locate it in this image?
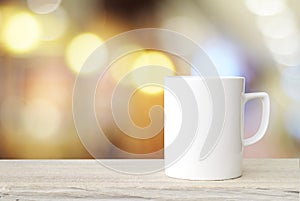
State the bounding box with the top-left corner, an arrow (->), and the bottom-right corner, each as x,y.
164,76 -> 270,180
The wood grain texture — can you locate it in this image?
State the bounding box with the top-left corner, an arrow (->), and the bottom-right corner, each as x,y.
0,159 -> 299,201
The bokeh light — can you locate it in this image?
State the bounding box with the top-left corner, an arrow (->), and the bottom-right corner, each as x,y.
245,0 -> 286,16
36,7 -> 69,41
246,0 -> 300,70
273,51 -> 300,66
264,34 -> 300,55
0,0 -> 299,159
27,0 -> 62,14
256,11 -> 298,39
22,99 -> 62,140
109,44 -> 141,85
130,50 -> 175,95
65,33 -> 104,74
2,12 -> 41,53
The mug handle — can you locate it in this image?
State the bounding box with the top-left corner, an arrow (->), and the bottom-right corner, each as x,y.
242,92 -> 270,146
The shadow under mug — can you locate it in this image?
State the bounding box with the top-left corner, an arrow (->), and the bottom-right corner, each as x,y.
164,76 -> 270,180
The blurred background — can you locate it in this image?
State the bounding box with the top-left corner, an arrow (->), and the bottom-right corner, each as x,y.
0,0 -> 299,158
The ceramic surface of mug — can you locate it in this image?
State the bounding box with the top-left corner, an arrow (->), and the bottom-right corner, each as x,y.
164,76 -> 270,180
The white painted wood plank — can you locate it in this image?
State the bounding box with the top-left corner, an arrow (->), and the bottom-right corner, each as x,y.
0,159 -> 298,200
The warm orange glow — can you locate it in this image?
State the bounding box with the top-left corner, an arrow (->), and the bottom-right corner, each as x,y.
65,33 -> 104,74
131,50 -> 175,95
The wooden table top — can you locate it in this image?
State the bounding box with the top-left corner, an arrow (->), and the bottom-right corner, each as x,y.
0,159 -> 299,201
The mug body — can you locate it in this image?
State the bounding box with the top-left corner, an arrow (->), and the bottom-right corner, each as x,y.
164,76 -> 245,180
